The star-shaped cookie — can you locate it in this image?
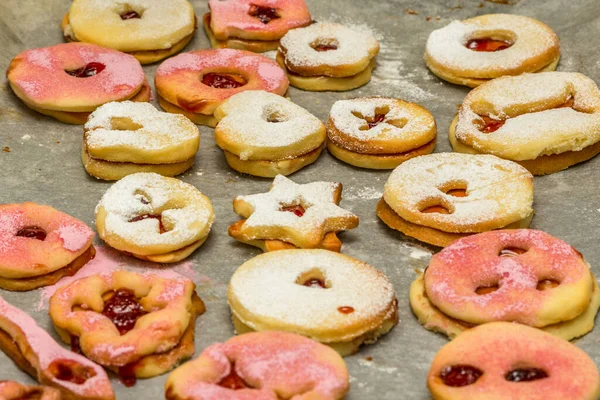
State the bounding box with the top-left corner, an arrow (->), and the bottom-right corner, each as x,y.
229,175 -> 359,250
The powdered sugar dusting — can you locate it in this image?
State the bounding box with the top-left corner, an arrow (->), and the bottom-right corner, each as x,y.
56,224 -> 90,252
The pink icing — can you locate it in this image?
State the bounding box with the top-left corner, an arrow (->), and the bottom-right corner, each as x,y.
56,225 -> 91,252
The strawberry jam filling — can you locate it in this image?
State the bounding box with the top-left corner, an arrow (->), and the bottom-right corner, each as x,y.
118,363 -> 138,387
479,116 -> 505,133
366,113 -> 386,129
102,288 -> 147,335
128,214 -> 166,234
15,226 -> 47,240
65,62 -> 106,78
337,306 -> 355,314
48,359 -> 96,384
281,205 -> 305,217
440,365 -> 483,387
303,278 -> 326,288
201,73 -> 246,89
505,368 -> 548,382
218,365 -> 250,389
314,43 -> 338,52
466,38 -> 512,52
120,11 -> 140,20
248,4 -> 280,24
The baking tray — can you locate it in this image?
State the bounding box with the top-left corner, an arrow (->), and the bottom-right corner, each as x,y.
1,0 -> 599,398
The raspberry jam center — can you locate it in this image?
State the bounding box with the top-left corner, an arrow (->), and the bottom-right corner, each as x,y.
466,38 -> 512,52
118,363 -> 138,387
65,62 -> 106,78
218,365 -> 249,390
337,306 -> 355,314
16,226 -> 47,241
479,116 -> 506,133
366,113 -> 386,129
281,205 -> 305,217
49,359 -> 96,385
202,73 -> 246,89
101,288 -> 147,335
505,368 -> 548,382
128,214 -> 166,234
314,43 -> 338,52
303,278 -> 326,288
120,11 -> 140,20
440,365 -> 483,387
248,4 -> 280,24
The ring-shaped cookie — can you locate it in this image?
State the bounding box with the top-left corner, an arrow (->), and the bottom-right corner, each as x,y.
0,202 -> 95,291
165,331 -> 349,400
326,97 -> 437,169
425,14 -> 560,87
228,250 -> 398,356
155,49 -> 289,126
95,173 -> 215,263
427,322 -> 600,400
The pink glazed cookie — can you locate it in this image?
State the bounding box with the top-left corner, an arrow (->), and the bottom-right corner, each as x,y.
165,331 -> 349,400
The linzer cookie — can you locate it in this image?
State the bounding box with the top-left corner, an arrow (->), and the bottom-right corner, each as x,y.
6,43 -> 150,124
62,0 -> 197,64
228,249 -> 398,356
450,72 -> 600,175
214,90 -> 326,177
327,97 -> 437,169
204,0 -> 311,52
377,153 -> 534,247
83,101 -> 200,180
48,270 -> 206,387
0,202 -> 95,291
0,296 -> 114,399
425,14 -> 560,88
165,331 -> 349,400
95,173 -> 215,263
228,174 -> 358,252
427,322 -> 600,400
155,48 -> 289,127
277,22 -> 380,91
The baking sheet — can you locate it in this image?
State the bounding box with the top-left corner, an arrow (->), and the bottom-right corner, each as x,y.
1,0 -> 599,398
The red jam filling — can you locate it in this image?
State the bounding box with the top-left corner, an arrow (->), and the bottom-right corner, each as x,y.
48,359 -> 96,385
128,214 -> 166,234
505,368 -> 548,382
201,73 -> 246,89
101,288 -> 147,335
281,205 -> 305,217
366,113 -> 386,129
16,226 -> 46,241
118,363 -> 138,387
218,365 -> 249,390
499,247 -> 527,257
303,278 -> 326,288
313,43 -> 338,52
120,11 -> 140,20
248,4 -> 280,24
440,365 -> 483,387
65,62 -> 106,78
337,306 -> 355,314
70,335 -> 82,354
466,38 -> 512,52
479,116 -> 505,133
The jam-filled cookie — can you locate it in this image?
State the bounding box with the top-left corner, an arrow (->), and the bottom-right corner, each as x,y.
427,322 -> 600,400
0,296 -> 114,399
49,270 -> 206,387
95,173 -> 215,263
6,43 -> 150,124
450,72 -> 600,175
277,22 -> 380,91
0,203 -> 95,291
62,0 -> 197,64
425,14 -> 560,88
377,153 -> 534,247
327,97 -> 437,169
204,0 -> 311,53
155,49 -> 289,127
214,90 -> 326,177
165,331 -> 349,400
0,381 -> 60,400
83,101 -> 200,180
410,229 -> 600,341
229,174 -> 358,252
229,249 -> 398,356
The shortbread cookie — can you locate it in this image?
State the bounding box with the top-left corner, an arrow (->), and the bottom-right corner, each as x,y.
425,14 -> 560,87
427,322 -> 600,400
7,43 -> 150,124
155,49 -> 289,127
450,72 -> 600,175
214,90 -> 326,177
0,202 -> 95,291
229,249 -> 398,356
49,270 -> 206,386
95,173 -> 215,263
327,97 -> 437,169
277,22 -> 380,91
377,153 -> 534,247
0,296 -> 114,399
229,174 -> 358,251
62,0 -> 197,64
83,101 -> 200,180
204,0 -> 311,52
165,331 -> 349,400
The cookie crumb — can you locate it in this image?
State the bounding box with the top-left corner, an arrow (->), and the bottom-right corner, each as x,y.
404,9 -> 418,15
2,146 -> 10,152
365,356 -> 373,361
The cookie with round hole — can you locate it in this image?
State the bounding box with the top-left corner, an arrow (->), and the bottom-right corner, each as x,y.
377,153 -> 534,247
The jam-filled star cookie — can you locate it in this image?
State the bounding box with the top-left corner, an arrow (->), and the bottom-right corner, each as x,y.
62,0 -> 197,64
204,0 -> 311,52
49,270 -> 206,387
377,153 -> 534,247
427,322 -> 600,400
165,331 -> 349,400
83,101 -> 200,180
0,202 -> 95,291
214,90 -> 326,177
229,175 -> 358,252
450,72 -> 600,175
425,14 -> 560,87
